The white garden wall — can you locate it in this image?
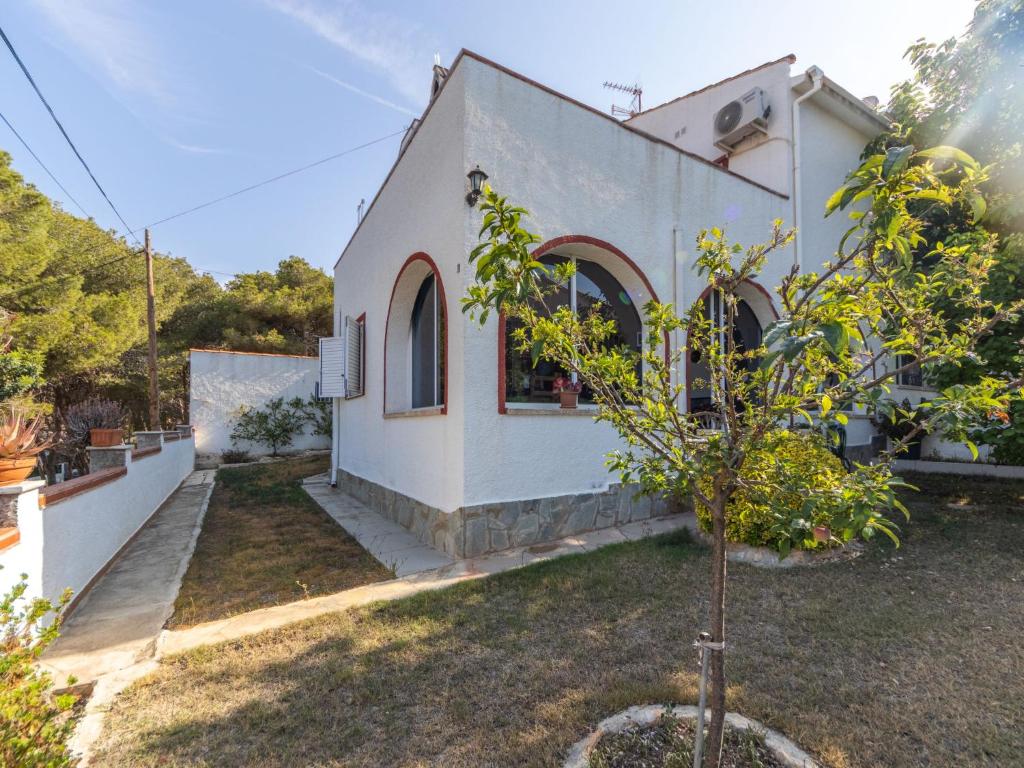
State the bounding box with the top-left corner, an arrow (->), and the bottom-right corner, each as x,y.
0,430 -> 195,607
189,349 -> 329,458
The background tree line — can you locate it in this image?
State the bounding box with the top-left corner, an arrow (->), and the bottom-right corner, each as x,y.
875,0 -> 1024,461
0,148 -> 332,441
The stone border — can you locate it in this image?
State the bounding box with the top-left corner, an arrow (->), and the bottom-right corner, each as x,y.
335,467 -> 684,558
692,527 -> 862,569
563,704 -> 821,768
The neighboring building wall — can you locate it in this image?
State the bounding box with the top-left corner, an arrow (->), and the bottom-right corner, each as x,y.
0,428 -> 195,606
626,57 -> 796,195
189,349 -> 329,457
332,63 -> 468,515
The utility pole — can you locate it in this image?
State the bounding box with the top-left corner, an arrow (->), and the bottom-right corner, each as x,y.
145,228 -> 159,429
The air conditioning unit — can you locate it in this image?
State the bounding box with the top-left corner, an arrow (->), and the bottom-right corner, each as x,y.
713,87 -> 770,152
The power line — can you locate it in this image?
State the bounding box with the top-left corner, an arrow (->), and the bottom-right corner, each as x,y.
0,108 -> 90,218
134,124 -> 410,233
1,124 -> 411,301
0,23 -> 140,245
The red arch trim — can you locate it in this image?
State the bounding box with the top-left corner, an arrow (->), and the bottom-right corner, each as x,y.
497,235 -> 666,414
532,235 -> 662,303
384,252 -> 448,415
693,278 -> 779,320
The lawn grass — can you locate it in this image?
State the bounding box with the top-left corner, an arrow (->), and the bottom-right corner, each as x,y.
167,455 -> 392,628
97,473 -> 1024,767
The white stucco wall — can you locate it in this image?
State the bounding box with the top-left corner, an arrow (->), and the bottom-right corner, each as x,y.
0,434 -> 195,606
332,63 -> 467,513
458,56 -> 792,507
331,52 -> 973,517
189,349 -> 329,457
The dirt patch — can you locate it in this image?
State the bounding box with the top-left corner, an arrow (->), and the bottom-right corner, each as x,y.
589,715 -> 786,768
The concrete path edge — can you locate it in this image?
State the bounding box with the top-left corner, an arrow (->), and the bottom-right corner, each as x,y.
67,476 -> 215,767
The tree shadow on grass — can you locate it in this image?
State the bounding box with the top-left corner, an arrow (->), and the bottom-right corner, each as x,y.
95,493 -> 1024,767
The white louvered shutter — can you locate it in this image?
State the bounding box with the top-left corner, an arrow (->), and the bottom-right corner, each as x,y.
318,336 -> 345,398
344,316 -> 364,398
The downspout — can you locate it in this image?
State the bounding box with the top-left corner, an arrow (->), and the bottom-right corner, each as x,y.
672,227 -> 683,391
791,66 -> 824,272
330,308 -> 340,487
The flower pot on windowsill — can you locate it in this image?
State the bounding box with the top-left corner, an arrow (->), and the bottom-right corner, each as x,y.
90,428 -> 124,447
559,390 -> 579,409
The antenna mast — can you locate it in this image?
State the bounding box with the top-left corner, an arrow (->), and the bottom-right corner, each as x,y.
603,81 -> 643,117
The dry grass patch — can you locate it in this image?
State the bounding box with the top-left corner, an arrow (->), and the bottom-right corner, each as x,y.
97,474 -> 1024,767
167,456 -> 392,628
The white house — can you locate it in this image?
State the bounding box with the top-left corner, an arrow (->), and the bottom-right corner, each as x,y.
324,50 -> 931,559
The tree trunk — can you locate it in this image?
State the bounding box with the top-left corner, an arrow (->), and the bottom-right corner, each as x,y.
704,495 -> 728,768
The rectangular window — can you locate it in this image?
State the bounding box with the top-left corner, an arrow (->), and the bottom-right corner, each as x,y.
345,315 -> 365,398
896,354 -> 923,387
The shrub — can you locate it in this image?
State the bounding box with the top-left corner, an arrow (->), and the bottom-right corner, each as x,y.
230,397 -> 306,457
971,397 -> 1024,465
63,398 -> 126,445
695,430 -> 847,556
0,574 -> 76,767
288,395 -> 332,437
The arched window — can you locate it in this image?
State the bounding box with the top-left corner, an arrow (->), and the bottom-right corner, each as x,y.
410,273 -> 444,408
504,254 -> 642,404
687,293 -> 764,413
384,253 -> 447,414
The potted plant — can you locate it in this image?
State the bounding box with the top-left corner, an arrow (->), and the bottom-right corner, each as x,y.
874,398 -> 927,460
552,375 -> 582,409
0,408 -> 50,486
64,398 -> 126,448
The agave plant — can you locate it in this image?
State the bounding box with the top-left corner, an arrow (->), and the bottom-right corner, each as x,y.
0,408 -> 51,460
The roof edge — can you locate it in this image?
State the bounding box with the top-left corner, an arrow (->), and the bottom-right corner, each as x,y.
626,54 -> 797,121
335,48 -> 789,270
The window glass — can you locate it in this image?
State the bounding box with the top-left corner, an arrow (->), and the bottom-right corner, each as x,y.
411,274 -> 443,408
504,256 -> 641,405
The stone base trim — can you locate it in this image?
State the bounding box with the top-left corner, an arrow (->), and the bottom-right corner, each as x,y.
563,704 -> 822,768
334,468 -> 685,558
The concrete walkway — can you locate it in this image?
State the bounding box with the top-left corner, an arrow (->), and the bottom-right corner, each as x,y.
302,475 -> 455,576
160,482 -> 694,655
42,470 -> 215,687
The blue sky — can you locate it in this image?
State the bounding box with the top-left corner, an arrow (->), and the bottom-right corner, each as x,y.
1,0 -> 976,279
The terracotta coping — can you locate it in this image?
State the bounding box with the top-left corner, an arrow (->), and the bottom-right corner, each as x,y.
131,446 -> 162,461
0,527 -> 19,552
41,467 -> 128,507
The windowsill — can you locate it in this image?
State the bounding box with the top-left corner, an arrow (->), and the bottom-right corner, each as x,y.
504,403 -> 600,416
383,406 -> 445,419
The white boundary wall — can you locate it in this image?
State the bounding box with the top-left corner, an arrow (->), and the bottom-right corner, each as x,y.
0,432 -> 195,606
189,349 -> 330,457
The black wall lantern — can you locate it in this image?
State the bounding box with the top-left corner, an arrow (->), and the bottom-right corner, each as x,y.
466,165 -> 488,206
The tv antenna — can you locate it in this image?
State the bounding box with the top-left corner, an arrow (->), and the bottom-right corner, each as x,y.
604,81 -> 642,117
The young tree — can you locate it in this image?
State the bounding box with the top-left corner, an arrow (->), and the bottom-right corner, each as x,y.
463,146 -> 1021,767
230,397 -> 307,457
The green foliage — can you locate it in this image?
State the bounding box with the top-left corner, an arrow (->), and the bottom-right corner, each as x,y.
0,574 -> 76,768
0,148 -> 333,438
873,1 -> 1024,463
230,397 -> 306,457
289,395 -> 332,437
693,431 -> 908,556
0,350 -> 43,401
